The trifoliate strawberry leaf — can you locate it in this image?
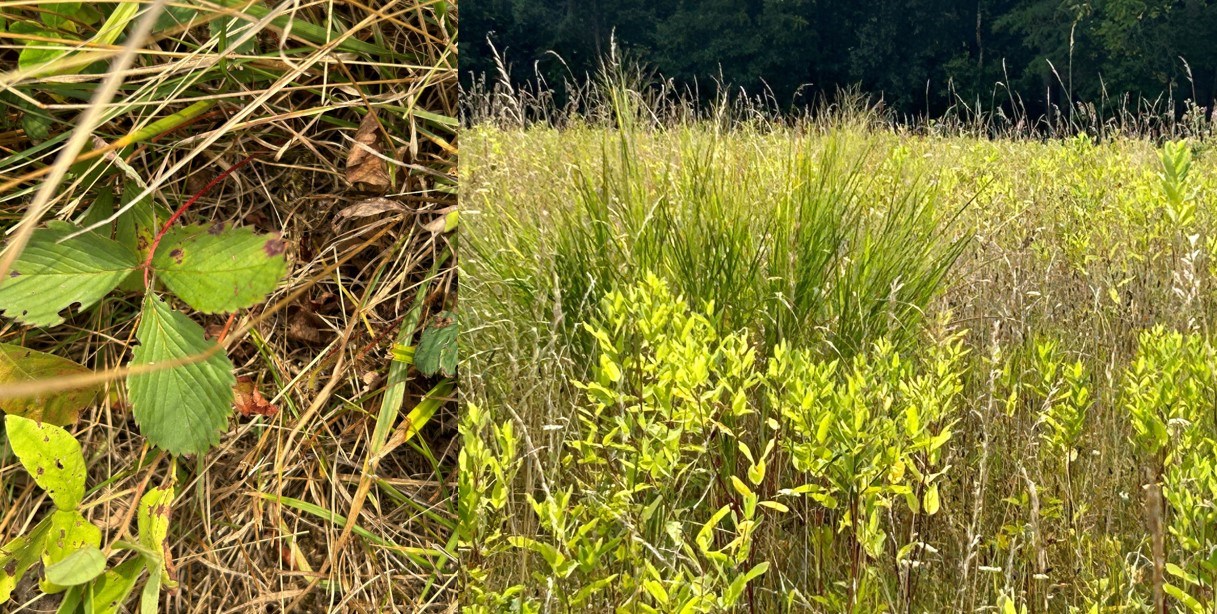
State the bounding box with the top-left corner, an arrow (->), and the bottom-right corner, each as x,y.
415,311 -> 457,378
4,415 -> 87,509
151,223 -> 287,313
127,295 -> 236,455
0,221 -> 139,327
0,343 -> 99,425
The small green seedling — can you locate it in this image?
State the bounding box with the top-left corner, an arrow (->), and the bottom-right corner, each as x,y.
0,415 -> 99,601
0,416 -> 180,611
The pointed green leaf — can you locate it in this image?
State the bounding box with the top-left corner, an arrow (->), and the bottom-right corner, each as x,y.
140,562 -> 163,614
923,483 -> 941,516
0,343 -> 99,425
151,223 -> 287,313
0,222 -> 139,327
78,185 -> 115,229
724,561 -> 769,607
396,379 -> 455,447
1164,582 -> 1205,614
127,295 -> 235,455
43,545 -> 105,586
4,415 -> 86,509
415,311 -> 457,377
87,556 -> 144,614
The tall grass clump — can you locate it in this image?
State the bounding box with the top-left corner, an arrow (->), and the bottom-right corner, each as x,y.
533,67 -> 970,364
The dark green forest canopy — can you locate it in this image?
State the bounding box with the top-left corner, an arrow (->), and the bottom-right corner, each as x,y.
461,0 -> 1217,120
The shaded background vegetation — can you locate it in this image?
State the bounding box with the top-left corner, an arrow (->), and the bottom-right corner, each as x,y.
461,0 -> 1217,119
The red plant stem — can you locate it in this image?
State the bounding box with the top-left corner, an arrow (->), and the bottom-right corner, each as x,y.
216,312 -> 237,344
143,155 -> 255,287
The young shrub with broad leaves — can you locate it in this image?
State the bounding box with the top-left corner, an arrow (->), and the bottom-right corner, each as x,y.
1122,327 -> 1217,613
463,273 -> 970,612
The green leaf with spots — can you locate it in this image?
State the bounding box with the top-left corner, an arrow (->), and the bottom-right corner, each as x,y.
127,295 -> 235,455
0,343 -> 99,425
151,223 -> 287,313
4,415 -> 87,509
115,180 -> 170,293
0,517 -> 51,603
415,311 -> 457,378
138,486 -> 177,590
43,546 -> 106,587
115,180 -> 172,259
138,486 -> 174,557
0,221 -> 139,327
39,509 -> 102,593
127,294 -> 234,452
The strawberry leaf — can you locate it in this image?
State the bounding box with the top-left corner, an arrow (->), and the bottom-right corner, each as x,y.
151,223 -> 287,313
415,311 -> 457,378
127,295 -> 235,455
0,221 -> 139,327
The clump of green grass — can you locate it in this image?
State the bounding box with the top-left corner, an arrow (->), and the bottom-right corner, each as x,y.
472,111 -> 967,369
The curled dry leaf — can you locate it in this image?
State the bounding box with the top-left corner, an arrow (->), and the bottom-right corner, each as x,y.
345,111 -> 390,189
421,206 -> 459,235
337,198 -> 406,219
233,376 -> 279,418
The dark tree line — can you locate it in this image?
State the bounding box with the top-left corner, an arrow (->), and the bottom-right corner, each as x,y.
461,0 -> 1217,118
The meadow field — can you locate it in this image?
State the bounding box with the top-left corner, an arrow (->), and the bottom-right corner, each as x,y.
460,89 -> 1217,612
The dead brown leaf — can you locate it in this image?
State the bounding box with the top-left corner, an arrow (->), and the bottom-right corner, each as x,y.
287,308 -> 327,345
421,205 -> 458,235
337,198 -> 406,219
345,111 -> 390,189
234,376 -> 280,418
